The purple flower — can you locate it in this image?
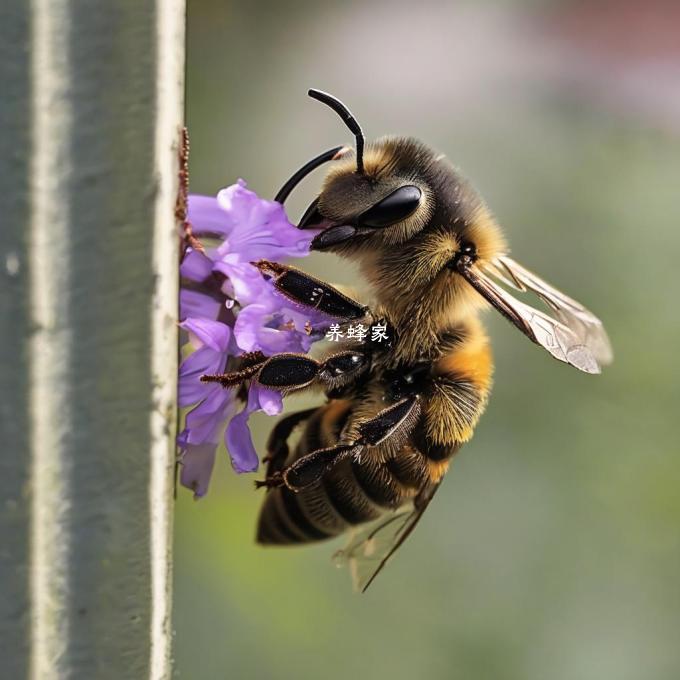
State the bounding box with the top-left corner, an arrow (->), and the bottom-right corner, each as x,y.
225,384 -> 283,474
192,179 -> 312,259
177,318 -> 233,498
177,180 -> 327,498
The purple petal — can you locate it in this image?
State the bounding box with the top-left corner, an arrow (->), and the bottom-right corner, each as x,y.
188,195 -> 233,236
225,409 -> 259,473
180,248 -> 214,281
178,346 -> 226,407
215,180 -> 314,261
282,303 -> 334,332
213,259 -> 276,308
232,304 -> 269,352
234,305 -> 305,354
180,318 -> 231,352
179,442 -> 217,499
255,386 -> 283,416
180,288 -> 222,322
245,382 -> 262,412
184,387 -> 233,445
176,428 -> 189,449
259,326 -> 307,354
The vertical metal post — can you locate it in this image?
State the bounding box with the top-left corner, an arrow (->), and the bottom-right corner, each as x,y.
0,1 -> 185,677
0,4 -> 33,677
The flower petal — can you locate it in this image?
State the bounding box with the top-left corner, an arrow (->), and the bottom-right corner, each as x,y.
255,386 -> 283,416
188,195 -> 232,236
215,180 -> 314,261
179,442 -> 217,499
180,248 -> 214,281
213,260 -> 276,308
180,318 -> 231,352
184,387 -> 233,445
232,304 -> 269,352
225,409 -> 259,473
178,345 -> 226,407
180,288 -> 222,322
234,306 -> 307,355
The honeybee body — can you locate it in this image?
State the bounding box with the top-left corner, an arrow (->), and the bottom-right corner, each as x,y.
210,90 -> 609,588
257,312 -> 493,545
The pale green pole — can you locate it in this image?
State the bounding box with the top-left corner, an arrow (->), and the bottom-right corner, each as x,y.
0,1 -> 185,677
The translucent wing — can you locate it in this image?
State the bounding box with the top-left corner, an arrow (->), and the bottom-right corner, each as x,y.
488,256 -> 613,366
454,254 -> 612,374
333,481 -> 442,592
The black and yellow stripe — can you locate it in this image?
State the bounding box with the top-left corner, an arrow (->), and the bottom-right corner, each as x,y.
257,403 -> 457,546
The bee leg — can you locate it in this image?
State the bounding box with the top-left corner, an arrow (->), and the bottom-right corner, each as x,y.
272,395 -> 422,492
254,444 -> 357,491
203,349 -> 370,393
203,354 -> 320,391
255,443 -> 358,490
254,471 -> 285,490
253,260 -> 370,322
282,444 -> 360,490
354,394 -> 421,447
262,407 -> 317,475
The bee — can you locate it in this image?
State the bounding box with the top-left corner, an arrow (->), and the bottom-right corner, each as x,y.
205,89 -> 612,591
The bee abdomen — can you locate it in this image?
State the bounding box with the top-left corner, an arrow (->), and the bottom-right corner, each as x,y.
257,464 -> 385,546
351,456 -> 410,509
257,458 -> 416,546
256,404 -> 431,546
256,486 -> 334,545
323,464 -> 382,525
385,447 -> 432,487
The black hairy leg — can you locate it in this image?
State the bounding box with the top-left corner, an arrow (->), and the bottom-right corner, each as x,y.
255,394 -> 421,491
253,260 -> 370,321
202,350 -> 371,393
263,407 -> 318,476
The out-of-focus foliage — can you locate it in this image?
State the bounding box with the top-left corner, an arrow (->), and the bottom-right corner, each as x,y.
174,1 -> 680,678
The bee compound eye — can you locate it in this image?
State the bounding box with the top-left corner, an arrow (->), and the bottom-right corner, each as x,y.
357,185 -> 422,228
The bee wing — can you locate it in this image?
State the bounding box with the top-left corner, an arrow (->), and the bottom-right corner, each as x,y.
489,256 -> 613,366
333,481 -> 442,593
456,255 -> 611,374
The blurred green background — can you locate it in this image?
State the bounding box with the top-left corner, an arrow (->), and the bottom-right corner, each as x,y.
175,1 -> 680,678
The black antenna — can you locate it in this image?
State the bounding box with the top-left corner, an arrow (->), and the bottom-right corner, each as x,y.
308,88 -> 365,174
274,146 -> 344,204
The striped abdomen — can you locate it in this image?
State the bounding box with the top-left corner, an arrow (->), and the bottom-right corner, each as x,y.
256,400 -> 451,546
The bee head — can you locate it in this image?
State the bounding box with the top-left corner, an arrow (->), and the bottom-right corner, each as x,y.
275,90 -> 437,254
275,89 -> 505,279
310,136 -> 441,253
